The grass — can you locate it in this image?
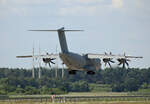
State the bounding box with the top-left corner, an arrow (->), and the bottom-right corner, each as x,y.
66,92 -> 128,96
138,88 -> 150,93
8,92 -> 129,99
1,92 -> 150,104
0,101 -> 150,104
89,84 -> 112,92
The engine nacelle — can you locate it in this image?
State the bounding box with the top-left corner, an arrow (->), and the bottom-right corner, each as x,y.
43,58 -> 51,63
86,58 -> 101,70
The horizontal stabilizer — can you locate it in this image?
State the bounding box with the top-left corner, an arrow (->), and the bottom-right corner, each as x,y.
29,30 -> 58,31
29,30 -> 84,32
29,27 -> 83,32
16,55 -> 32,58
16,54 -> 59,59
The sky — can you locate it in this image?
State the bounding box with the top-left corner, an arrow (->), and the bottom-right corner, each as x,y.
0,0 -> 150,69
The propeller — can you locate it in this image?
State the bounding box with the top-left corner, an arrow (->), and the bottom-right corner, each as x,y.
103,52 -> 115,68
42,53 -> 56,67
117,58 -> 130,68
117,53 -> 130,68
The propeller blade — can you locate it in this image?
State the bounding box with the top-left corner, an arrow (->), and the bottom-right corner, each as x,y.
108,62 -> 112,68
118,62 -> 122,66
50,61 -> 55,64
48,63 -> 51,67
110,60 -> 115,63
126,59 -> 131,61
122,62 -> 125,68
51,58 -> 56,60
125,60 -> 129,68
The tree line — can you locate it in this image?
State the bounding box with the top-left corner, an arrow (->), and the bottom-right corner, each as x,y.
0,67 -> 150,95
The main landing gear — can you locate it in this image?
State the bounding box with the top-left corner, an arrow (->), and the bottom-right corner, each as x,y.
69,70 -> 76,75
87,71 -> 95,75
69,70 -> 95,75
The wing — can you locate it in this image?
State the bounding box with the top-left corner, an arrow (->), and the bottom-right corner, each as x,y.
125,55 -> 143,59
87,53 -> 125,59
87,53 -> 143,59
16,54 -> 59,59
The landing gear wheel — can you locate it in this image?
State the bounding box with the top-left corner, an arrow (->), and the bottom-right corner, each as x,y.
69,70 -> 76,75
87,71 -> 95,75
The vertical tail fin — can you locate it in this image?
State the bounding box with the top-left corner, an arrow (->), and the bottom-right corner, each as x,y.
57,27 -> 68,53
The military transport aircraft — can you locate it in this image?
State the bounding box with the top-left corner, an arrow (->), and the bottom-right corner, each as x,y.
17,27 -> 143,75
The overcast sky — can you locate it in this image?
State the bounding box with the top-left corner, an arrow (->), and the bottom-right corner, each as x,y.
0,0 -> 150,69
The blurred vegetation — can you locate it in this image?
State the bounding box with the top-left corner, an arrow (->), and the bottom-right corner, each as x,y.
0,67 -> 150,95
89,84 -> 112,92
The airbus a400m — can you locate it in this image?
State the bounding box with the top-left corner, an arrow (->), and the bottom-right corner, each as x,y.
17,27 -> 143,75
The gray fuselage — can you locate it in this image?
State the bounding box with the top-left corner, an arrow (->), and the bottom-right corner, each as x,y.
59,52 -> 101,71
57,27 -> 101,71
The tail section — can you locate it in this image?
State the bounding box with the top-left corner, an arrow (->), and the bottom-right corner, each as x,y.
57,27 -> 68,53
29,27 -> 83,53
